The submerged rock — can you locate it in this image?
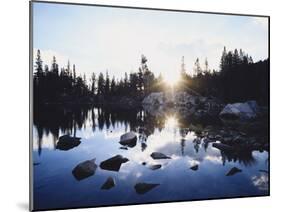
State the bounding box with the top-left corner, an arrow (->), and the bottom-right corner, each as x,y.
72,158 -> 97,181
151,152 -> 171,160
148,164 -> 162,170
226,167 -> 242,176
259,169 -> 269,174
219,101 -> 259,121
56,135 -> 81,151
134,183 -> 160,194
190,164 -> 199,171
119,132 -> 137,148
100,155 -> 129,172
119,146 -> 128,150
101,177 -> 115,190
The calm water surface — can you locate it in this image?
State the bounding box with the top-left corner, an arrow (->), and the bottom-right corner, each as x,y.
32,105 -> 269,210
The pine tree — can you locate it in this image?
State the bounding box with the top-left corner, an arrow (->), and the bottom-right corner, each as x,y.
73,64 -> 76,82
44,64 -> 49,72
35,49 -> 43,76
129,72 -> 138,94
51,56 -> 58,75
97,72 -> 105,95
105,71 -> 110,97
194,58 -> 202,75
204,58 -> 209,73
110,77 -> 116,96
140,54 -> 154,94
233,49 -> 240,67
66,60 -> 71,76
91,72 -> 96,95
220,46 -> 227,71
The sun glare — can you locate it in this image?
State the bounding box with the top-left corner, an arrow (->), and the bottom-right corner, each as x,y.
165,116 -> 178,128
164,73 -> 180,87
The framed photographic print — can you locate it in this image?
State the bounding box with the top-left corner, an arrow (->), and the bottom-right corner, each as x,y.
30,1 -> 269,211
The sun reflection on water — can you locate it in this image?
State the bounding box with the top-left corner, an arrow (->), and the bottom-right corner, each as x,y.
165,116 -> 179,129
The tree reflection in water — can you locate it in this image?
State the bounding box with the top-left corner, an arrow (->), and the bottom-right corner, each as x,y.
33,105 -> 268,168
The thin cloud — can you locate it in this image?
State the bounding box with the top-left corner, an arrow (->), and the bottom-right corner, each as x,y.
252,17 -> 268,30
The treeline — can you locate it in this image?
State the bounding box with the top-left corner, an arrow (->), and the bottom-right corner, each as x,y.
92,55 -> 166,99
181,47 -> 269,105
34,47 -> 269,105
33,51 -> 165,104
33,50 -> 90,104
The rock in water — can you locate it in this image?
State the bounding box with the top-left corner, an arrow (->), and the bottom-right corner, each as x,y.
259,169 -> 269,174
212,143 -> 234,152
56,135 -> 81,151
219,101 -> 259,120
101,177 -> 115,190
72,159 -> 97,181
134,183 -> 160,194
226,167 -> 242,176
100,155 -> 129,172
190,164 -> 199,171
119,132 -> 137,148
151,152 -> 171,160
148,164 -> 162,170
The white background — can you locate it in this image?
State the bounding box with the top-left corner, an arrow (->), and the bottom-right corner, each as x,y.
0,0 -> 279,211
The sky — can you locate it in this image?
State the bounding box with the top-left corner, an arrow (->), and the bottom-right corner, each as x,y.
32,2 -> 268,82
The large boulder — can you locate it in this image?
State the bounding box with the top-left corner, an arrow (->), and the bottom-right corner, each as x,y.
174,92 -> 198,106
134,183 -> 160,194
119,132 -> 137,148
212,142 -> 234,152
142,92 -> 165,105
148,164 -> 162,170
56,135 -> 81,151
72,158 -> 97,181
150,152 -> 171,160
190,164 -> 199,171
219,101 -> 259,120
226,167 -> 242,176
100,155 -> 129,172
101,177 -> 115,190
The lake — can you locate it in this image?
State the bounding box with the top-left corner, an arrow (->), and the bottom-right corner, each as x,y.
32,105 -> 269,210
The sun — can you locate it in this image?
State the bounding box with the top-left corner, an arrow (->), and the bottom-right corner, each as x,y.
163,72 -> 180,87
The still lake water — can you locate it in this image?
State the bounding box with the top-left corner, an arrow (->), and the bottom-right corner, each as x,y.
32,105 -> 269,210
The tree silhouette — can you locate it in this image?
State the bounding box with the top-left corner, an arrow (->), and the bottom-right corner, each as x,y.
33,49 -> 268,106
97,72 -> 105,96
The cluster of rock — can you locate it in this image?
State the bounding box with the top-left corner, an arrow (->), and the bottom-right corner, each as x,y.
188,123 -> 268,157
53,114 -> 267,193
142,91 -> 224,118
59,131 -> 168,194
143,92 -> 265,122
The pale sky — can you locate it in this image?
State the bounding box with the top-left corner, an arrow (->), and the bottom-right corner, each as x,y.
32,2 -> 268,81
